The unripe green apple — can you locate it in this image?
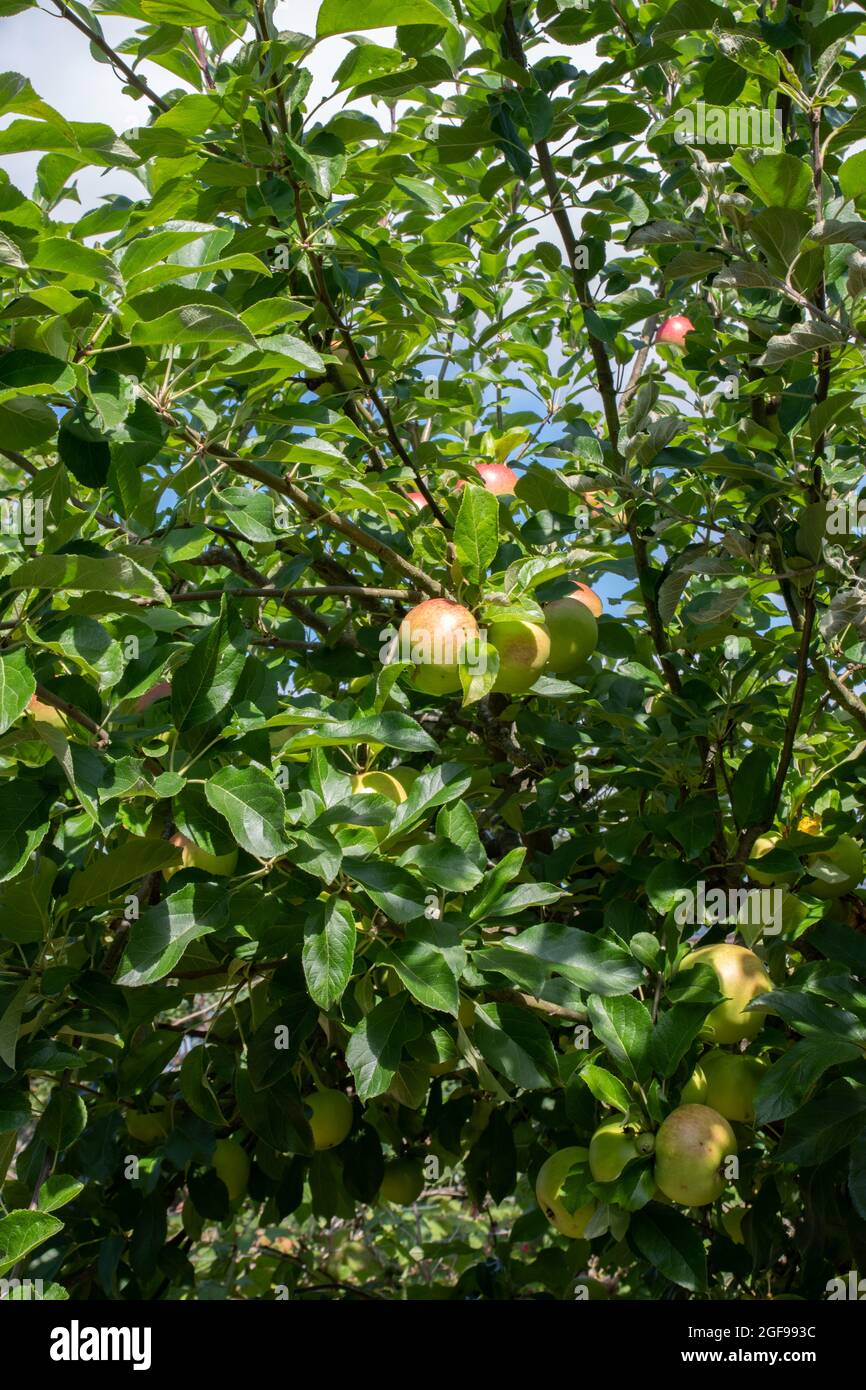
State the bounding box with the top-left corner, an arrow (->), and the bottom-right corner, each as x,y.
488,619 -> 550,694
305,1088 -> 353,1150
679,943 -> 771,1044
379,1158 -> 425,1205
164,833 -> 238,881
349,769 -> 417,840
397,599 -> 480,696
681,1049 -> 767,1124
653,1104 -> 737,1206
747,832 -> 797,887
213,1137 -> 250,1201
543,597 -> 598,676
804,833 -> 863,899
535,1147 -> 597,1238
126,1097 -> 171,1144
588,1119 -> 652,1183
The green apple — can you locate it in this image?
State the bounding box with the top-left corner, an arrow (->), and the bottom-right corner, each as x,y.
397,599 -> 480,696
535,1147 -> 597,1238
488,619 -> 550,694
747,833 -> 797,887
653,1104 -> 737,1206
588,1119 -> 654,1183
804,833 -> 863,899
543,597 -> 598,676
379,1158 -> 425,1205
349,769 -> 418,840
213,1137 -> 250,1201
164,833 -> 238,881
126,1097 -> 171,1144
681,1049 -> 767,1123
305,1088 -> 353,1150
679,942 -> 771,1044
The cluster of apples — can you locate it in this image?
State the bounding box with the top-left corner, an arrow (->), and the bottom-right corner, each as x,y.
397,581 -> 601,697
302,1089 -> 426,1205
749,820 -> 863,903
536,942 -> 772,1234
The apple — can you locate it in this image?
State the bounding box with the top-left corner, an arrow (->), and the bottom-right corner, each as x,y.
407,491 -> 428,509
679,942 -> 771,1044
164,832 -> 238,881
305,1088 -> 353,1150
126,1098 -> 171,1144
653,1104 -> 737,1206
397,599 -> 480,696
747,832 -> 797,887
589,1119 -> 654,1183
570,582 -> 603,619
457,462 -> 519,496
535,1147 -> 597,1238
27,693 -> 66,730
656,314 -> 695,347
327,1239 -> 379,1281
543,596 -> 598,676
379,1158 -> 425,1205
349,769 -> 419,839
135,680 -> 171,713
488,618 -> 550,694
213,1137 -> 250,1201
803,833 -> 863,899
681,1049 -> 767,1124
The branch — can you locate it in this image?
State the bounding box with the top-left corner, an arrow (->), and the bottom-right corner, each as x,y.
49,1 -> 169,111
35,683 -> 110,749
619,316 -> 659,414
165,585 -> 416,603
813,655 -> 866,731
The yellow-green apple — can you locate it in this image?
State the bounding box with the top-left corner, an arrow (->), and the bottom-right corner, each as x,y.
657,314 -> 695,347
653,1104 -> 737,1205
535,1147 -> 597,1237
213,1137 -> 250,1201
164,833 -> 238,881
397,599 -> 480,696
305,1089 -> 353,1150
126,1097 -> 171,1144
681,1049 -> 767,1124
349,768 -> 419,839
379,1158 -> 425,1205
679,943 -> 771,1043
27,693 -> 66,729
488,618 -> 550,694
803,833 -> 863,899
543,596 -> 598,676
747,832 -> 797,887
589,1119 -> 654,1182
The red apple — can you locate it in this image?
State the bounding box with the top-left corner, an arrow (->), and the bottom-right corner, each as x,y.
656,315 -> 695,347
457,462 -> 519,496
407,491 -> 428,509
396,599 -> 480,696
135,680 -> 172,713
569,582 -> 603,619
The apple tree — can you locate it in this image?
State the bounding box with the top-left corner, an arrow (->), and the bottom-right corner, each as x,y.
2,0 -> 866,1302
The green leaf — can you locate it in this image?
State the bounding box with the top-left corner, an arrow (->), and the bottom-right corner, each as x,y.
587,995 -> 653,1083
579,1062 -> 633,1114
474,1002 -> 557,1090
0,980 -> 31,1070
31,236 -> 120,287
115,883 -> 228,987
303,898 -> 357,1010
731,749 -> 775,830
171,598 -> 246,731
130,304 -> 258,348
318,0 -> 457,38
346,993 -> 421,1101
0,650 -> 35,736
774,1079 -> 866,1166
755,1039 -> 863,1125
36,1175 -> 84,1214
398,838 -> 484,891
0,1210 -> 63,1278
205,765 -> 289,859
507,924 -> 643,995
7,554 -> 168,601
454,483 -> 499,585
66,837 -> 182,909
629,1207 -> 707,1292
382,936 -> 460,1015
